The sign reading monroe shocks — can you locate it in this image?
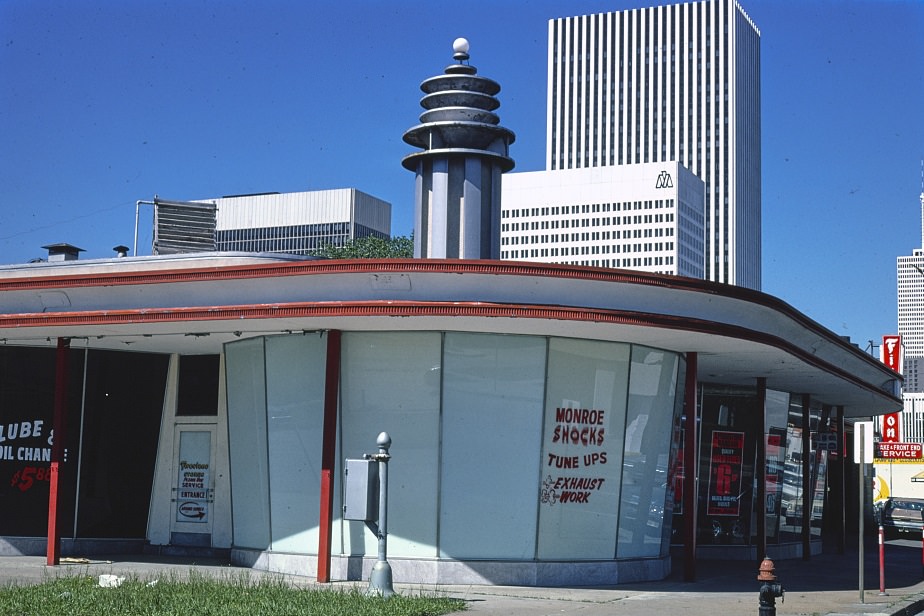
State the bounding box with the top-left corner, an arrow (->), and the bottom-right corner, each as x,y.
541,406 -> 610,506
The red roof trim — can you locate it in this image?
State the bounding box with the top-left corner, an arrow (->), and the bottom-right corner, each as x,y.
0,258 -> 718,294
0,299 -> 889,400
0,258 -> 866,362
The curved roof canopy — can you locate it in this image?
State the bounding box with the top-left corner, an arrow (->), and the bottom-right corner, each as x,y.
0,254 -> 901,417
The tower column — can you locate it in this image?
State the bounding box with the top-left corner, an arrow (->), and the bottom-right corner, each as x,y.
403,38 -> 515,259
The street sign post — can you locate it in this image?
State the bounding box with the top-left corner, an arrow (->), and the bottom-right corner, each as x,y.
855,421 -> 874,603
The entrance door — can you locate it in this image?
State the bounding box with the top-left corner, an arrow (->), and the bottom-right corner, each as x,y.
170,426 -> 215,546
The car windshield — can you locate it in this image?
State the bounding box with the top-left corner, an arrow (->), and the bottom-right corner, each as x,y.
889,500 -> 924,511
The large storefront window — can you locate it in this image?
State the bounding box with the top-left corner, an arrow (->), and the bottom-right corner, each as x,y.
225,337 -> 270,549
617,346 -> 682,558
683,386 -> 829,549
778,396 -> 808,542
537,338 -> 629,560
264,335 -> 327,552
0,346 -> 81,537
340,332 -> 442,558
225,334 -> 329,552
696,386 -> 761,545
809,408 -> 829,538
763,389 -> 791,543
0,346 -> 167,539
440,333 -> 547,560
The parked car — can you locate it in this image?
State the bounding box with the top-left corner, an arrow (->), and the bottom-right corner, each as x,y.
878,498 -> 924,536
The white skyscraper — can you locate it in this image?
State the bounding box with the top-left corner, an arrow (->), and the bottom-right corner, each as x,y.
897,186 -> 924,393
544,0 -> 761,288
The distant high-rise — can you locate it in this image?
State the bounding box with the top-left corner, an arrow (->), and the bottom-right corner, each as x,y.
897,183 -> 924,392
545,0 -> 761,288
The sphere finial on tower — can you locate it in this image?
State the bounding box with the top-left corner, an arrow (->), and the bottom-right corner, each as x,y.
452,37 -> 470,62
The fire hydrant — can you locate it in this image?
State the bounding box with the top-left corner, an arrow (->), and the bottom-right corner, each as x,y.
758,557 -> 784,616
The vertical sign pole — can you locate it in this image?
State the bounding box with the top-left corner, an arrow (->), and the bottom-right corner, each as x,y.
879,516 -> 886,595
367,432 -> 394,598
859,426 -> 865,604
854,421 -> 874,602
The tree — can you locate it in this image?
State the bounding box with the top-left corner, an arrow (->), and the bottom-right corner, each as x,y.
311,234 -> 414,259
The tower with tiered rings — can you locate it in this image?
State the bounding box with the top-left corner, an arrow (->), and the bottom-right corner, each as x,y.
402,38 -> 515,259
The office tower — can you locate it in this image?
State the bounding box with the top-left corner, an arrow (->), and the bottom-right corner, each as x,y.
545,0 -> 760,288
897,186 -> 924,392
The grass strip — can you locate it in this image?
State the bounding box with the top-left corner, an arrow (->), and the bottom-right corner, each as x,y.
0,571 -> 466,616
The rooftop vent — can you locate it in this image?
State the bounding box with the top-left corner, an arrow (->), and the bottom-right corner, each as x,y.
42,243 -> 84,262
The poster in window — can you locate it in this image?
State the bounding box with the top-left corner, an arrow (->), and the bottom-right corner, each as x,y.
707,430 -> 745,516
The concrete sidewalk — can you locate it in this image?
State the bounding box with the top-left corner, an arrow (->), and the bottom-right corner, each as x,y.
2,539 -> 924,616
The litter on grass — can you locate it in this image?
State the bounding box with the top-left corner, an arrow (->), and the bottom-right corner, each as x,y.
98,575 -> 125,588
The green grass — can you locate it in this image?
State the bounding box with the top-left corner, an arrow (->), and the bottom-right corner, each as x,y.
0,571 -> 467,616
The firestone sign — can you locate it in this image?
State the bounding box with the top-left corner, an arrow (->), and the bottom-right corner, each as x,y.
880,335 -> 902,443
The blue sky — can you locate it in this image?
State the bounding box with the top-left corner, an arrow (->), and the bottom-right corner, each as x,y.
1,0 -> 922,354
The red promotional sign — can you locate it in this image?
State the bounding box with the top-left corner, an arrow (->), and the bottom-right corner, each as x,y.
881,335 -> 902,373
706,431 -> 745,516
880,335 -> 903,442
875,442 -> 922,459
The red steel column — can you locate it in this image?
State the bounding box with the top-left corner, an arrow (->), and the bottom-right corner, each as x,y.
46,337 -> 70,566
683,352 -> 698,582
317,330 -> 342,582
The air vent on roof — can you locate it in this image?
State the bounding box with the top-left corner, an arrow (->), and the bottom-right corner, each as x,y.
42,243 -> 84,262
153,198 -> 217,255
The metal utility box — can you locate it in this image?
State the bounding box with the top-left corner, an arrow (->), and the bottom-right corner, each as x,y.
343,458 -> 378,521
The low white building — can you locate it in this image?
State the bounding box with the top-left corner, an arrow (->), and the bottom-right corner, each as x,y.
500,163 -> 705,278
150,189 -> 392,256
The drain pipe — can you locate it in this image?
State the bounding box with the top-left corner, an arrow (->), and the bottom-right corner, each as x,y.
134,197 -> 157,257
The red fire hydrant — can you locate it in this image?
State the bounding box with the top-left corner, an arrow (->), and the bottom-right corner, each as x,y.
758,557 -> 784,616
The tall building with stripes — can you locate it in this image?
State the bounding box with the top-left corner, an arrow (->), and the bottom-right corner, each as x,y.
897,186 -> 924,393
544,0 -> 761,288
